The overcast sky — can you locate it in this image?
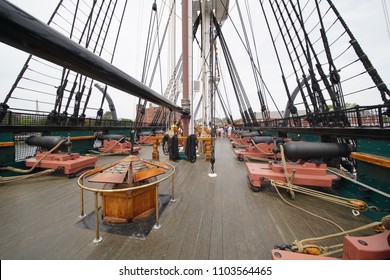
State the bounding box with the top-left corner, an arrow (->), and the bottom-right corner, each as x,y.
1,0 -> 389,120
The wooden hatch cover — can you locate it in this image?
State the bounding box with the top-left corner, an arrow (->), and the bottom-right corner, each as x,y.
88,161 -> 131,184
88,156 -> 167,184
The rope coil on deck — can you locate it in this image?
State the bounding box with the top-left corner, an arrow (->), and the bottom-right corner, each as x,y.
289,215 -> 389,256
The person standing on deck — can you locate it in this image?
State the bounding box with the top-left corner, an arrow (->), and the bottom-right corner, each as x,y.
227,125 -> 232,137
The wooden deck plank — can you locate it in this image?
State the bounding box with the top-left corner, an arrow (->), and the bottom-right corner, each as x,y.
0,138 -> 376,260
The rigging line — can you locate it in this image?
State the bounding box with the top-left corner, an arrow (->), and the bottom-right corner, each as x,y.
8,107 -> 52,115
340,70 -> 370,84
382,0 -> 390,40
217,27 -> 248,124
144,0 -> 169,85
14,87 -> 57,97
25,69 -> 61,81
236,0 -> 261,105
287,26 -> 348,80
147,1 -> 176,89
278,0 -> 313,114
315,0 -> 346,111
327,0 -> 390,103
337,58 -> 359,72
30,58 -> 62,72
141,4 -> 157,84
84,1 -> 119,116
155,8 -> 164,96
295,1 -> 328,113
245,0 -> 267,109
274,0 -> 320,43
55,0 -> 98,114
236,1 -> 261,95
267,0 -> 299,117
217,54 -> 233,117
293,1 -> 338,110
343,86 -> 377,97
288,5 -> 332,64
215,81 -> 233,124
10,97 -> 60,107
137,1 -> 175,127
143,6 -> 159,83
86,0 -> 123,117
216,20 -> 248,114
286,0 -> 314,46
1,0 -> 64,105
19,77 -> 60,88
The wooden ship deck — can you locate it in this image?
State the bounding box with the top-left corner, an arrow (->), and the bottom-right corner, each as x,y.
0,138 -> 374,260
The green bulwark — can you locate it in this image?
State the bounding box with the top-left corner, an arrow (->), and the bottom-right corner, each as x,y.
345,139 -> 390,221
0,132 -> 15,166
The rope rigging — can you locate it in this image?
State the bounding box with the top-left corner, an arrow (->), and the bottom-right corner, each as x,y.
326,0 -> 390,107
259,0 -> 296,120
213,15 -> 258,127
236,0 -> 269,122
0,0 -> 130,125
135,0 -> 176,130
272,0 -> 313,118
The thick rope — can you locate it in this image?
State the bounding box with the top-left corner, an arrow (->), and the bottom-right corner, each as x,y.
0,168 -> 57,184
270,179 -> 368,212
292,219 -> 384,255
270,180 -> 346,233
250,139 -> 274,156
279,144 -> 295,199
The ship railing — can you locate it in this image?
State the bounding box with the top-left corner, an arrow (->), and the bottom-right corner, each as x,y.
0,110 -> 170,130
0,111 -> 134,128
240,104 -> 390,129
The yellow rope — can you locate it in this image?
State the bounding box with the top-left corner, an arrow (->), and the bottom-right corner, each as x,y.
250,139 -> 274,156
0,168 -> 57,184
279,144 -> 295,199
270,179 -> 368,211
270,180 -> 346,233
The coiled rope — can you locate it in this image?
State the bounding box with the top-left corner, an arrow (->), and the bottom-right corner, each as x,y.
290,215 -> 390,256
169,134 -> 179,161
185,134 -> 197,163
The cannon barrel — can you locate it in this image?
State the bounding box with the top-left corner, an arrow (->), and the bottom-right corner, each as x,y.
96,134 -> 126,141
232,130 -> 248,136
240,132 -> 262,138
283,141 -> 352,161
25,136 -> 67,150
250,136 -> 284,145
138,131 -> 153,137
0,1 -> 185,114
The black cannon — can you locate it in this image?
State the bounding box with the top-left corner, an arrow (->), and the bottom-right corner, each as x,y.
25,136 -> 70,150
283,141 -> 352,161
250,136 -> 284,145
96,134 -> 127,142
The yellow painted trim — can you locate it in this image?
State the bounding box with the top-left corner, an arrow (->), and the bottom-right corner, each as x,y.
351,152 -> 390,169
69,136 -> 95,141
0,142 -> 15,147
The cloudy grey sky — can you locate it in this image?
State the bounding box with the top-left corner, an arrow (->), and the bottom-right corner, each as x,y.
1,0 -> 389,120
